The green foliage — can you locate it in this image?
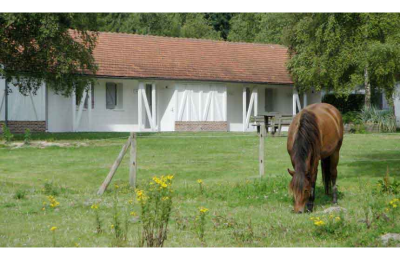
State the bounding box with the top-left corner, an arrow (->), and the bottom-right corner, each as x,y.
360,106 -> 396,132
342,111 -> 362,124
228,13 -> 291,44
99,13 -> 221,40
24,128 -> 31,145
204,13 -> 233,40
0,13 -> 98,96
14,189 -> 27,200
310,214 -> 351,240
322,94 -> 365,114
180,14 -> 221,40
42,181 -> 59,196
285,13 -> 400,99
2,124 -> 13,143
137,175 -> 174,247
376,168 -> 400,195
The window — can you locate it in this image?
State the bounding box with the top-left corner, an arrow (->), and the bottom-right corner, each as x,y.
106,83 -> 117,109
106,82 -> 123,109
265,88 -> 274,112
75,85 -> 94,109
84,85 -> 94,109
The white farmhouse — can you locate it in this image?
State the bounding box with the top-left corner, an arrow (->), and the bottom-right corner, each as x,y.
0,31 -> 322,133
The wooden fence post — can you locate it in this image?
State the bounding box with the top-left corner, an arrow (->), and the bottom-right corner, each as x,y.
97,136 -> 132,195
259,124 -> 266,177
129,132 -> 137,188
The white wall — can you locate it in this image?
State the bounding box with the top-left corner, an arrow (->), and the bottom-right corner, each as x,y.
394,84 -> 400,128
0,78 -> 5,121
175,83 -> 226,122
0,78 -> 46,121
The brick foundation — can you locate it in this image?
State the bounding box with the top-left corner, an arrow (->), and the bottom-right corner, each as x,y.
175,121 -> 228,132
0,121 -> 46,133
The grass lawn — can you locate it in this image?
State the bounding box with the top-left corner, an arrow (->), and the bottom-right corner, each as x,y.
0,132 -> 400,247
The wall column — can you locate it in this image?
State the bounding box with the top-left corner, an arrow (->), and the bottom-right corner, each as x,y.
242,86 -> 247,132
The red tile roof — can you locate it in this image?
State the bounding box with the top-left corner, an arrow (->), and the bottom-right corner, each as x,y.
91,31 -> 293,85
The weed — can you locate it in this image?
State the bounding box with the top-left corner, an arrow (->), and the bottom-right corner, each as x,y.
24,129 -> 31,145
14,189 -> 27,200
2,124 -> 13,143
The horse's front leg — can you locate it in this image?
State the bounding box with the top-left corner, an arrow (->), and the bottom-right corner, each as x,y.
306,183 -> 316,212
306,162 -> 318,212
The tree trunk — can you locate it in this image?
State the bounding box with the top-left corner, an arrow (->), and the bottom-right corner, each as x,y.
364,66 -> 371,108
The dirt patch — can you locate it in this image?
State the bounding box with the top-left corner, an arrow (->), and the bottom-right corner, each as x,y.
6,141 -> 88,149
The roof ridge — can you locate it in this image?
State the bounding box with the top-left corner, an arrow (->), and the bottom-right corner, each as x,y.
96,30 -> 287,48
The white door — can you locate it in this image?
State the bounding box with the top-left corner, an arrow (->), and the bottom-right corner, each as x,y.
159,87 -> 175,131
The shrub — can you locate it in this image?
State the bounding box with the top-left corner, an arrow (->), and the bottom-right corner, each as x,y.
360,106 -> 396,132
24,128 -> 31,145
310,214 -> 346,237
2,124 -> 13,143
342,111 -> 362,124
14,189 -> 27,200
137,175 -> 174,247
322,94 -> 364,114
376,168 -> 400,195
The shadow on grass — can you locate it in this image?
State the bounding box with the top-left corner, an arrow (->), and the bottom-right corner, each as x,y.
340,150 -> 400,178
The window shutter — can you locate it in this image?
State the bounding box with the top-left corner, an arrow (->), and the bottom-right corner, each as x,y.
106,83 -> 117,109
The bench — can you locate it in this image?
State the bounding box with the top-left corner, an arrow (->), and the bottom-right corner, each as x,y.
252,114 -> 293,136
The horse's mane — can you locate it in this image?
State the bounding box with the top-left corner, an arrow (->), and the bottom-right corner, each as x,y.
290,110 -> 321,198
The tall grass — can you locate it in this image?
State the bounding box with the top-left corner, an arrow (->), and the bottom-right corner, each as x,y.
360,106 -> 396,132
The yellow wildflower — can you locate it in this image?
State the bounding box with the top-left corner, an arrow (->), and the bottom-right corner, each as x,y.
42,207 -> 45,211
385,207 -> 390,212
162,196 -> 169,201
130,211 -> 137,216
199,206 -> 209,214
111,224 -> 114,229
91,204 -> 98,210
329,214 -> 334,219
314,220 -> 325,226
335,216 -> 341,221
160,182 -> 168,188
128,199 -> 134,205
197,179 -> 203,184
114,184 -> 119,189
166,175 -> 174,181
50,226 -> 57,232
136,189 -> 147,202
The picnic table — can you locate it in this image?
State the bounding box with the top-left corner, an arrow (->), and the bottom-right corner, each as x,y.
252,112 -> 293,136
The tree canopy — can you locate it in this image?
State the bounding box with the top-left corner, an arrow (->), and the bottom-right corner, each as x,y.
4,12 -> 400,105
227,13 -> 290,44
0,13 -> 99,96
284,13 -> 400,106
98,13 -> 221,40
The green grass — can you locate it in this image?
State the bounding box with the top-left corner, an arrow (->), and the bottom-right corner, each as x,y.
0,132 -> 400,247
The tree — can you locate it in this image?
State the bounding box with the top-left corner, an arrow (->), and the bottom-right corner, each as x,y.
180,14 -> 221,40
227,13 -> 262,43
0,13 -> 99,96
284,13 -> 400,107
98,13 -> 221,40
204,13 -> 233,40
227,13 -> 290,44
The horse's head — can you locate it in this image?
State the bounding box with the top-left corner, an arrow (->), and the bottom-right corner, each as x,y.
288,168 -> 311,213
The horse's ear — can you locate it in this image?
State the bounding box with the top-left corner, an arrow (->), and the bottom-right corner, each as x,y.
287,168 -> 295,176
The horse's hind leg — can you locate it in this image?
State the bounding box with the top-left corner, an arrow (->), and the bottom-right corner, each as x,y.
330,151 -> 340,204
321,157 -> 331,195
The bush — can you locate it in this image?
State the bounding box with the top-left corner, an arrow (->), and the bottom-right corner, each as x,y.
24,128 -> 32,145
137,175 -> 174,247
342,111 -> 362,124
14,189 -> 27,200
360,106 -> 396,132
2,124 -> 14,143
322,94 -> 364,114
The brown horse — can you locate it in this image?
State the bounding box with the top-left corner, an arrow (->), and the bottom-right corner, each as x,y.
287,103 -> 344,213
